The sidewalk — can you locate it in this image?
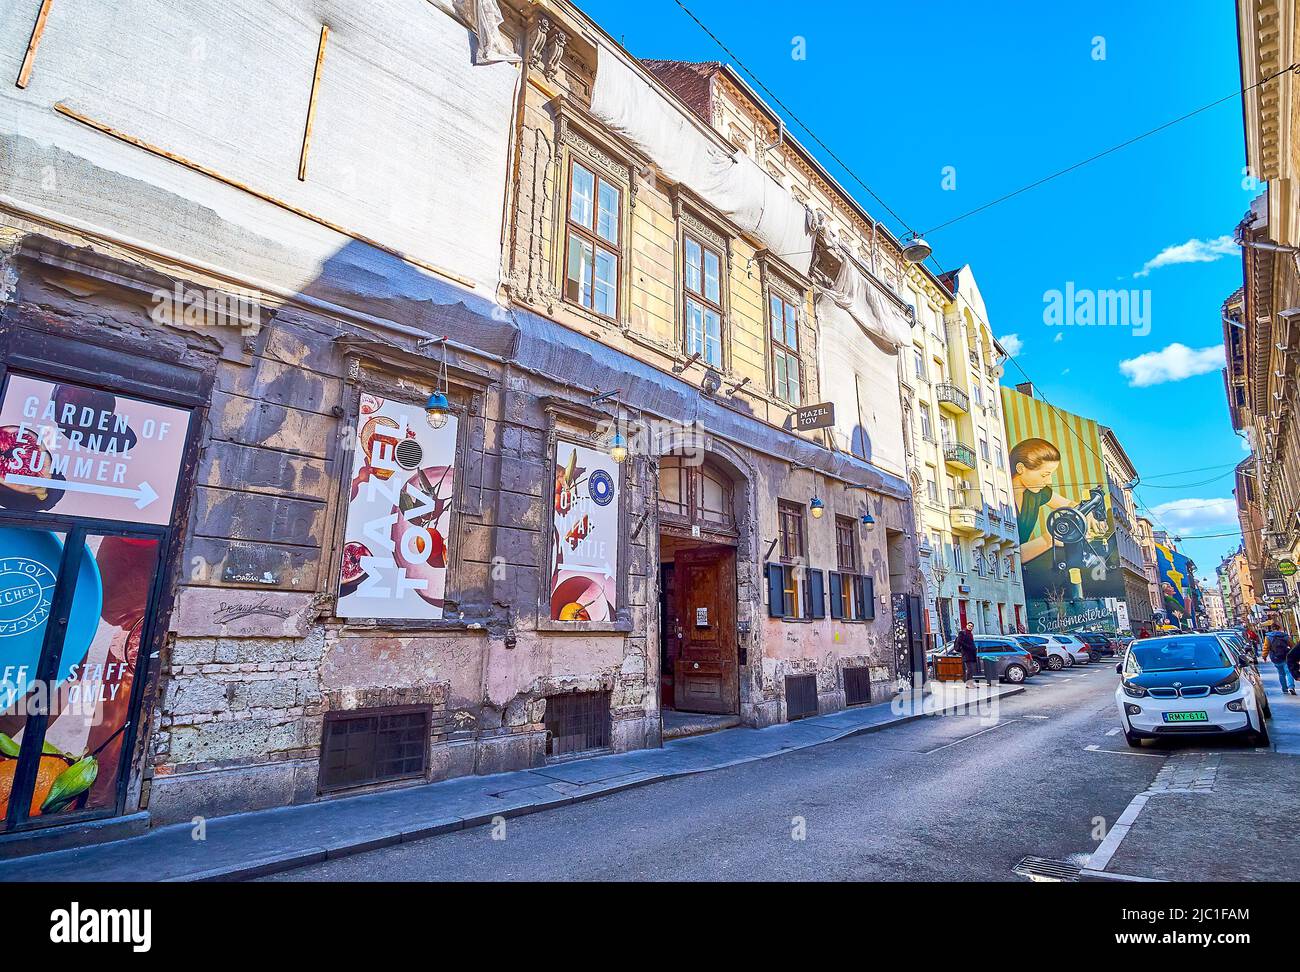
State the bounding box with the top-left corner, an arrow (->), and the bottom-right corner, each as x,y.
1082,669 -> 1300,882
0,680 -> 1021,882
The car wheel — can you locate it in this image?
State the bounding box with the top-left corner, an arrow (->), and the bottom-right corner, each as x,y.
1004,664 -> 1026,684
1253,714 -> 1271,747
1046,655 -> 1064,671
1063,653 -> 1074,668
1089,652 -> 1102,663
1124,728 -> 1143,748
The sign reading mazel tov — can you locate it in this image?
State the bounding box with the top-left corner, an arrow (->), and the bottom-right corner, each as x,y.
0,375 -> 191,526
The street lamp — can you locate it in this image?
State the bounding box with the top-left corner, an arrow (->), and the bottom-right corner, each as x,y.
809,497 -> 825,519
901,235 -> 932,264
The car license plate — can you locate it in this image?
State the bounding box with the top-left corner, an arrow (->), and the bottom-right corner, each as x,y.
1163,711 -> 1208,723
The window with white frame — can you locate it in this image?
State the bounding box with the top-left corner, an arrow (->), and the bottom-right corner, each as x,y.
564,160 -> 621,319
683,232 -> 724,367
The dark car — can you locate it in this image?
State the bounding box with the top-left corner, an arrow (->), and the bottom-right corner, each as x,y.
1075,631 -> 1116,661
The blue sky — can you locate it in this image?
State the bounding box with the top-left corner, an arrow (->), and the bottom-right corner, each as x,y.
579,0 -> 1251,582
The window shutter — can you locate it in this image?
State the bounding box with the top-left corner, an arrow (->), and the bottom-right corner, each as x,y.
808,568 -> 826,619
829,571 -> 843,620
859,576 -> 875,619
767,563 -> 786,618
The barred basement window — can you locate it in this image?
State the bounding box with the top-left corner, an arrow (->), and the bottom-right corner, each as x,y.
319,706 -> 431,793
544,690 -> 611,756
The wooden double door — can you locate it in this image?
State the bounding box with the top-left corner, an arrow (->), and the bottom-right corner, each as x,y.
664,545 -> 738,715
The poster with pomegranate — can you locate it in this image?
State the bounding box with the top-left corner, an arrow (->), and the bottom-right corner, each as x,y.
337,394 -> 458,620
550,441 -> 619,622
0,375 -> 190,527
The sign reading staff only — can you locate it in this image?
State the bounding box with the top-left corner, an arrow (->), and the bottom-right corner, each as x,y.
0,375 -> 191,526
795,401 -> 836,432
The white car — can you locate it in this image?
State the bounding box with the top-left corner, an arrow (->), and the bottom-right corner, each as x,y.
1047,634 -> 1091,666
1012,634 -> 1075,671
1114,633 -> 1270,748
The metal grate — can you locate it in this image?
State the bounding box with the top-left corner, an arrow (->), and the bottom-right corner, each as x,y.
843,666 -> 872,706
1012,856 -> 1081,882
319,705 -> 431,794
785,674 -> 818,720
544,691 -> 611,756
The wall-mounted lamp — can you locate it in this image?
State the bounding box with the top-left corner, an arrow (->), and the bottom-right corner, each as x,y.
609,432 -> 628,464
421,335 -> 451,430
809,497 -> 825,519
860,511 -> 876,526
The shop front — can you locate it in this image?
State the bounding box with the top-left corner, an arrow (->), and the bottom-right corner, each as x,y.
0,318 -> 203,840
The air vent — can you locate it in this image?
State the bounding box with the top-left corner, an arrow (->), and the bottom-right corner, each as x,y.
1012,856 -> 1081,882
785,674 -> 818,720
319,705 -> 431,794
394,437 -> 423,469
843,666 -> 872,706
544,691 -> 611,756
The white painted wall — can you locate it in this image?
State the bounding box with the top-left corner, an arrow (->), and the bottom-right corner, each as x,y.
0,0 -> 519,299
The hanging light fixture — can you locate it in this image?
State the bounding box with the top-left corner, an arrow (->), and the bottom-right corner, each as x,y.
860,511 -> 876,526
609,431 -> 628,464
809,497 -> 825,519
901,235 -> 932,264
424,337 -> 451,429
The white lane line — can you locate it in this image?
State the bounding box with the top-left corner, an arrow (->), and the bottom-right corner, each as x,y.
1088,791 -> 1153,873
1084,744 -> 1164,758
1106,727 -> 1120,736
922,720 -> 1018,754
1024,715 -> 1049,720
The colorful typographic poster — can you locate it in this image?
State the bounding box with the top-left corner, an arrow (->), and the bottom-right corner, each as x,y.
1001,387 -> 1124,633
550,442 -> 619,622
337,394 -> 457,620
0,375 -> 190,526
0,531 -> 159,826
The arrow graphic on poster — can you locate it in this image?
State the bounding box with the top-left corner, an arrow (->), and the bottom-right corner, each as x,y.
2,474 -> 159,509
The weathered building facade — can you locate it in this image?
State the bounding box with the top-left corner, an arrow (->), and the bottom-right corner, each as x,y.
0,0 -> 935,845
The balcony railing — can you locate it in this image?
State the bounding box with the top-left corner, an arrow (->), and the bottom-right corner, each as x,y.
943,441 -> 977,470
936,383 -> 969,414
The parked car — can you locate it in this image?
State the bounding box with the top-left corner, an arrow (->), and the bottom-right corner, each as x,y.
1010,634 -> 1071,672
933,637 -> 1035,684
1114,633 -> 1271,747
1047,634 -> 1092,666
1075,631 -> 1116,661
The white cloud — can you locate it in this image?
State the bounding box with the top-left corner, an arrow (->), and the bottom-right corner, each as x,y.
1134,234 -> 1237,278
998,333 -> 1023,357
1119,342 -> 1224,387
1148,497 -> 1238,534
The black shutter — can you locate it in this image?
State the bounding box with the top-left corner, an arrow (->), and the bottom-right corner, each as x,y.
860,575 -> 875,619
829,571 -> 843,620
808,568 -> 826,619
767,563 -> 786,618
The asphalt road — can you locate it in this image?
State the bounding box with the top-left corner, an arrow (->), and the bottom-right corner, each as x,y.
263,665 -> 1172,881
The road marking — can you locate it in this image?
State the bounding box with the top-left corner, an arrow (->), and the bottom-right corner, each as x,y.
1106,728 -> 1120,736
922,719 -> 1017,754
1084,744 -> 1164,758
1024,715 -> 1049,720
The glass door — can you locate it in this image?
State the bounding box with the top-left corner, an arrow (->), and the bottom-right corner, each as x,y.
0,523 -> 161,832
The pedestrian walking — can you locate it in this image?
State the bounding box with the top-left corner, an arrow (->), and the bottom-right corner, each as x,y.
1265,624 -> 1296,695
956,623 -> 978,687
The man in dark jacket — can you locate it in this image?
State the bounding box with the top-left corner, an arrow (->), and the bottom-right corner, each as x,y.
956,623 -> 978,687
1265,624 -> 1296,695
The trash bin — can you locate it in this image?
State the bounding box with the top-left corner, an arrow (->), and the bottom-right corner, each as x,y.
980,656 -> 1001,683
